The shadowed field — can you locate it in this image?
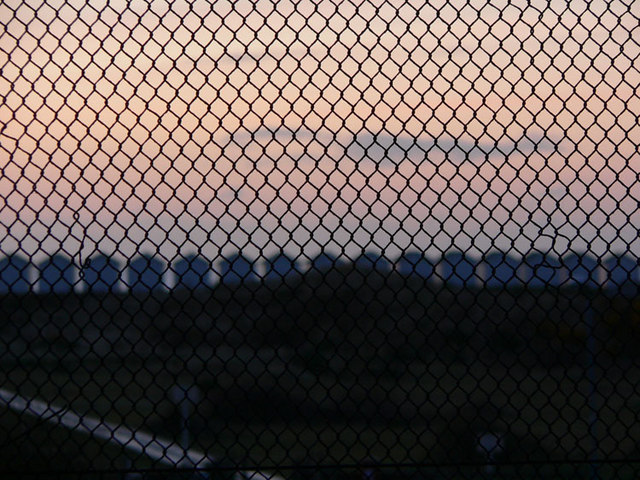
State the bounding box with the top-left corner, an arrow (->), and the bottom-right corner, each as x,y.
1,271 -> 640,478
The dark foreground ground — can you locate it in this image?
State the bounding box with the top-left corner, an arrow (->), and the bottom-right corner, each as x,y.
1,270 -> 640,479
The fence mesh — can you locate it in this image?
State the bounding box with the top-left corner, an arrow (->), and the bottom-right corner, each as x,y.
1,0 -> 640,479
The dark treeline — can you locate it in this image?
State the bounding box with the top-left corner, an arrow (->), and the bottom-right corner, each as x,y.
1,248 -> 639,295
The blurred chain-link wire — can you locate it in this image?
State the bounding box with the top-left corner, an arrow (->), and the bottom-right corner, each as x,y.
1,0 -> 640,478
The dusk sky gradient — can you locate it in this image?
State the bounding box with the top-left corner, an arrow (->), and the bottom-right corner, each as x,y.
1,0 -> 639,264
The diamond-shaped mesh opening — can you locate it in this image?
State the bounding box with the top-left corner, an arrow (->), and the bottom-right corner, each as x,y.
1,1 -> 640,479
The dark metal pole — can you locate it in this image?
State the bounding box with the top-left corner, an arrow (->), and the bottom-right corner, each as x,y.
586,287 -> 598,480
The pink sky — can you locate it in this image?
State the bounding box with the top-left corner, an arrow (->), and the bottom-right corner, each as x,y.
1,0 -> 639,262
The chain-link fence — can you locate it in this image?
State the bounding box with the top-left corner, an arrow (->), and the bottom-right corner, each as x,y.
1,0 -> 640,479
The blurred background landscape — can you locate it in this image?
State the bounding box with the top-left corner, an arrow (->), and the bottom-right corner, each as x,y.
2,250 -> 640,478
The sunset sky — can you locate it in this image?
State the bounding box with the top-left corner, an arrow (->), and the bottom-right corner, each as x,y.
1,0 -> 639,264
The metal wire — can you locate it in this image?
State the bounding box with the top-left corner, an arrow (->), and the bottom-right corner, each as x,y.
1,1 -> 640,479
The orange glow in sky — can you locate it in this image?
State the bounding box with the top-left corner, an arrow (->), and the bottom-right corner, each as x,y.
1,0 -> 639,261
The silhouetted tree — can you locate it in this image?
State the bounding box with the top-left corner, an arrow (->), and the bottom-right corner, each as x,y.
218,251 -> 257,286
354,251 -> 391,273
396,251 -> 433,279
484,252 -> 522,288
441,251 -> 478,288
604,253 -> 639,297
82,253 -> 121,293
0,254 -> 31,294
173,253 -> 211,290
520,252 -> 562,288
38,254 -> 74,294
264,251 -> 300,284
128,254 -> 165,292
562,252 -> 599,288
310,250 -> 341,273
